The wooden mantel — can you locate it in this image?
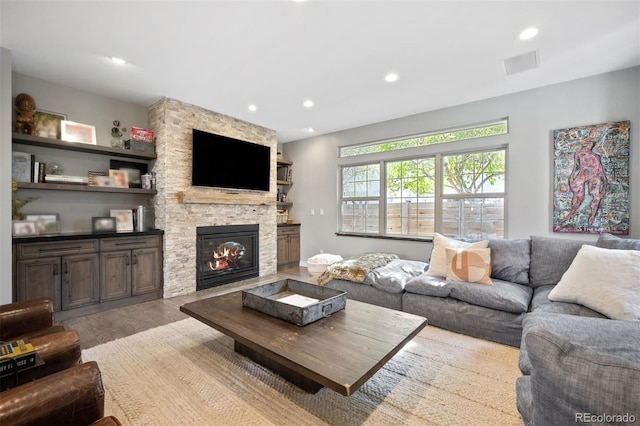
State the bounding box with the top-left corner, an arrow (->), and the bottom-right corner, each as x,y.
176,189 -> 276,206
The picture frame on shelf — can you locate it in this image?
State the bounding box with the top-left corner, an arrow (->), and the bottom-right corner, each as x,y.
34,110 -> 67,139
12,220 -> 39,236
93,176 -> 116,187
110,160 -> 147,188
88,171 -> 107,186
24,213 -> 60,234
110,209 -> 134,233
12,151 -> 33,183
61,120 -> 96,144
92,217 -> 117,233
109,169 -> 129,188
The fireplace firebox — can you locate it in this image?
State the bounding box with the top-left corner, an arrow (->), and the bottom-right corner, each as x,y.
196,224 -> 259,290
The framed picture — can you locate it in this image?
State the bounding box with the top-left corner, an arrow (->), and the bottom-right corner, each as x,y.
110,160 -> 148,188
34,110 -> 67,139
553,120 -> 630,235
109,169 -> 129,188
92,217 -> 117,233
110,209 -> 134,233
12,220 -> 39,236
12,151 -> 33,182
61,120 -> 96,145
24,213 -> 60,234
93,176 -> 115,187
88,171 -> 107,186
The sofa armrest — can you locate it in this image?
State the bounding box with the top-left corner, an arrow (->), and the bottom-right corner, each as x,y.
0,361 -> 105,426
0,298 -> 55,341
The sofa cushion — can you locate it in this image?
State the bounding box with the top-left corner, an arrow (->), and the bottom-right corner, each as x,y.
488,239 -> 530,285
363,259 -> 427,293
596,233 -> 640,250
445,248 -> 492,285
525,328 -> 640,426
548,244 -> 640,321
518,312 -> 635,375
529,285 -> 606,318
528,236 -> 587,287
426,233 -> 488,278
405,274 -> 532,314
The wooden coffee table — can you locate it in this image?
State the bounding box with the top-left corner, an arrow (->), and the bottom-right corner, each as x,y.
180,291 -> 427,396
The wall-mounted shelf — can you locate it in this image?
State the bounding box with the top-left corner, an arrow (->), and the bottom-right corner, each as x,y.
16,182 -> 157,195
12,133 -> 156,160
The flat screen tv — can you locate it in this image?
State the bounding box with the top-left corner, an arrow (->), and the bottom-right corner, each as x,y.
191,129 -> 271,192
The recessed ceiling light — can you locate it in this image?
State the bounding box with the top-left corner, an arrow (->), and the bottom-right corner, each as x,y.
248,104 -> 257,112
519,27 -> 538,40
384,73 -> 399,83
307,127 -> 315,132
110,56 -> 126,65
303,99 -> 314,108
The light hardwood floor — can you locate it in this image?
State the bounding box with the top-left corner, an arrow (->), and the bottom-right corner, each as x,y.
60,266 -> 317,349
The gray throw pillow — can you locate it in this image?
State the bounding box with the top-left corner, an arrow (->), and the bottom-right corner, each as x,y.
487,239 -> 530,285
596,233 -> 640,250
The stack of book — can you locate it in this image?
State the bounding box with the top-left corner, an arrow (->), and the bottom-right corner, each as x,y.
0,338 -> 37,377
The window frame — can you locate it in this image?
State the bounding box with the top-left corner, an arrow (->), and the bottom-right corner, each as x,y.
337,127 -> 508,240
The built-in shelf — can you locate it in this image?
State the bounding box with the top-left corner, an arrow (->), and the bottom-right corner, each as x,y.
277,180 -> 292,185
12,133 -> 156,160
277,202 -> 293,207
16,182 -> 157,195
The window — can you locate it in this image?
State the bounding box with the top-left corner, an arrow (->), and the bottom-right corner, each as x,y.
338,121 -> 507,239
339,119 -> 507,157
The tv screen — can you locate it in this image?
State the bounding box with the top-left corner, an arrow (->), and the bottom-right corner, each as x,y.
191,129 -> 271,192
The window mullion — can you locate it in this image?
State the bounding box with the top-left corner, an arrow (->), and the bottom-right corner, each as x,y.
380,159 -> 386,235
434,154 -> 443,234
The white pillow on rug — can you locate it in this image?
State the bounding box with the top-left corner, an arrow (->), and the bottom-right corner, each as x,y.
548,245 -> 640,321
445,248 -> 493,285
426,233 -> 489,278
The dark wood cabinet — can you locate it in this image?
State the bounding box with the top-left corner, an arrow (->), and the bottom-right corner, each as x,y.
100,235 -> 162,300
277,225 -> 300,267
15,239 -> 99,312
14,233 -> 163,319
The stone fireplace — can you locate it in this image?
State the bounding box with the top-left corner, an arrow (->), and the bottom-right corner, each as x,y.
196,224 -> 259,290
149,97 -> 278,298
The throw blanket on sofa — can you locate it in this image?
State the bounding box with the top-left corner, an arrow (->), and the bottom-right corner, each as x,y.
317,253 -> 399,286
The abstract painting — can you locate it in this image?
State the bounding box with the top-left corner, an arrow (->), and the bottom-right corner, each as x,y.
553,120 -> 630,234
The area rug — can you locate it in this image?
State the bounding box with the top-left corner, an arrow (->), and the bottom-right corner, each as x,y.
82,318 -> 522,425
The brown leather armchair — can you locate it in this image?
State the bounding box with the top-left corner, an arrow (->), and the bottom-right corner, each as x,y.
1,298 -> 82,389
0,361 -> 121,426
0,298 -> 65,341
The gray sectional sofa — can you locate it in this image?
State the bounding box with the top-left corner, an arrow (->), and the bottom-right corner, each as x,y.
323,233 -> 639,425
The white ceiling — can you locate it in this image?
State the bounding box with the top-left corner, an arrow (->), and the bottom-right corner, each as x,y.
2,1 -> 639,143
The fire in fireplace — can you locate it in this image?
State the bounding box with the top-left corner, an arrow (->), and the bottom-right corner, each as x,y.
209,242 -> 245,271
197,225 -> 259,290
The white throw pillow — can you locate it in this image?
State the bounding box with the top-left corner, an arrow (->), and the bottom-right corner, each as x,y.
548,244 -> 640,321
426,233 -> 489,278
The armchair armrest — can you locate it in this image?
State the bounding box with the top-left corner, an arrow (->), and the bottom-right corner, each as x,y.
0,298 -> 56,341
0,361 -> 105,426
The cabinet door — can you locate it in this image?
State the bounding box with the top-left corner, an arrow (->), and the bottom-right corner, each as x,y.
61,253 -> 100,310
131,248 -> 161,296
100,250 -> 132,301
287,231 -> 301,265
15,257 -> 62,312
277,232 -> 290,266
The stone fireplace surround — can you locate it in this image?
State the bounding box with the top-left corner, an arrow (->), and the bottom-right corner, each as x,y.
149,98 -> 278,298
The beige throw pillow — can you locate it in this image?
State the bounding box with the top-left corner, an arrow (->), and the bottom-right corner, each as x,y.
548,245 -> 640,321
426,233 -> 489,278
446,248 -> 493,285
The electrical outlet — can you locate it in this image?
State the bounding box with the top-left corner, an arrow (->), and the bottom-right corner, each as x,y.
311,209 -> 315,215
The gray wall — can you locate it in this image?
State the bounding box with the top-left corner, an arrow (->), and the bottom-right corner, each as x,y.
283,67 -> 640,263
1,48 -> 12,303
11,73 -> 150,233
